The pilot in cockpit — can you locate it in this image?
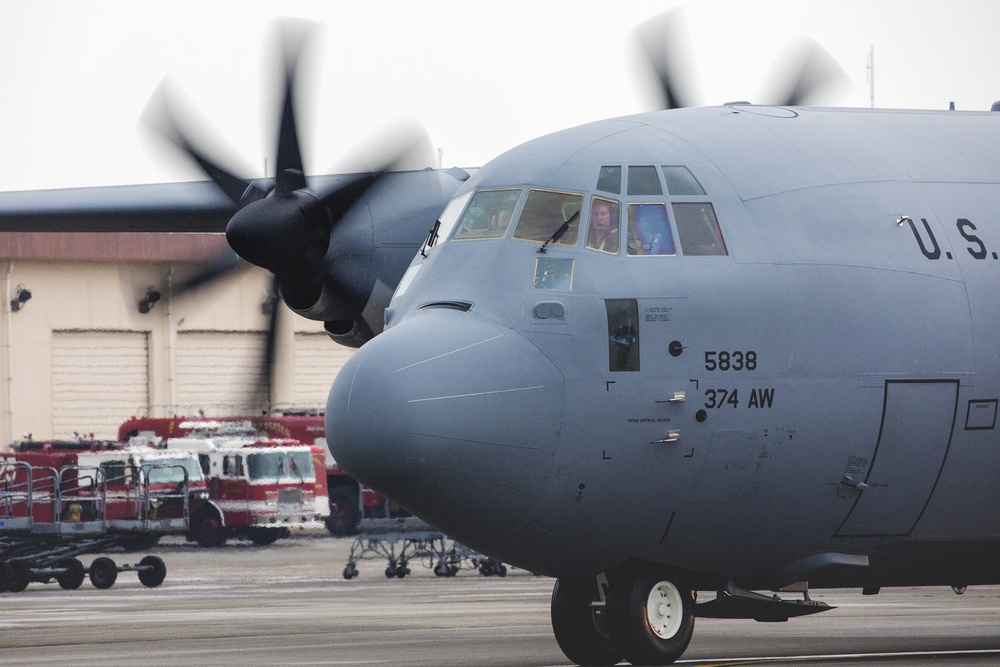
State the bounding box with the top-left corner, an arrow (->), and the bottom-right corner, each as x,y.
586,197 -> 620,253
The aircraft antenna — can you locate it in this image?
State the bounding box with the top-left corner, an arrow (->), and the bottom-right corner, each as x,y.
866,45 -> 875,108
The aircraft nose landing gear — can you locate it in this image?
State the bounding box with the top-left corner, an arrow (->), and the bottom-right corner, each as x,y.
606,565 -> 695,666
551,565 -> 696,666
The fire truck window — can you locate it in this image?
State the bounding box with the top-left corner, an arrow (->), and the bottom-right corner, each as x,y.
673,203 -> 728,256
597,166 -> 622,194
627,203 -> 675,256
290,451 -> 316,481
662,166 -> 706,195
627,166 -> 663,196
198,453 -> 210,476
606,299 -> 640,372
223,454 -> 244,477
512,190 -> 582,245
100,460 -> 130,485
248,452 -> 285,480
144,457 -> 203,484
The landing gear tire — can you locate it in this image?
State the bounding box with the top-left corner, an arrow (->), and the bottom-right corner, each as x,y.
551,578 -> 622,667
137,555 -> 167,588
192,509 -> 227,547
607,566 -> 695,666
89,556 -> 118,589
55,557 -> 86,590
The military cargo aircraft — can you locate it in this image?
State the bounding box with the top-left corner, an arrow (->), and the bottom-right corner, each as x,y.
4,12 -> 1000,667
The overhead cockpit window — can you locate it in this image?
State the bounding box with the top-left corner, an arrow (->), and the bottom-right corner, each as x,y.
662,166 -> 706,195
596,166 -> 622,194
627,203 -> 675,256
586,197 -> 621,254
452,189 -> 522,240
663,165 -> 705,195
673,203 -> 728,256
512,190 -> 582,246
627,166 -> 663,196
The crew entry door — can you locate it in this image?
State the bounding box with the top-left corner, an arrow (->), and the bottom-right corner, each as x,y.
835,380 -> 958,537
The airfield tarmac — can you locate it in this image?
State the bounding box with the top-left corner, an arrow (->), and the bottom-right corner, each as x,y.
1,534 -> 1000,667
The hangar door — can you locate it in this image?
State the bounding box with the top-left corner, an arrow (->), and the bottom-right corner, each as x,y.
292,332 -> 355,412
51,330 -> 150,439
175,331 -> 269,415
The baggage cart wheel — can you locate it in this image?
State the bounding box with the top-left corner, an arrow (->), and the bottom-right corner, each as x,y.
0,560 -> 12,593
8,561 -> 30,593
137,555 -> 167,588
89,557 -> 118,589
56,557 -> 86,590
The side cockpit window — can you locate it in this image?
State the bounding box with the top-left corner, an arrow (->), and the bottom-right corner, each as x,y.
673,203 -> 727,256
586,197 -> 621,254
452,189 -> 521,240
512,190 -> 582,246
627,203 -> 675,256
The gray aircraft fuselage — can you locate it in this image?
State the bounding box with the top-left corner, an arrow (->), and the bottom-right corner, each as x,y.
327,104 -> 1000,592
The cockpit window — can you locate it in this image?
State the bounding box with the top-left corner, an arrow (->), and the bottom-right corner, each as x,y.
452,189 -> 521,240
596,166 -> 622,194
674,203 -> 728,256
585,197 -> 621,254
627,166 -> 662,196
512,190 -> 582,246
662,166 -> 706,195
428,191 -> 472,250
627,203 -> 675,256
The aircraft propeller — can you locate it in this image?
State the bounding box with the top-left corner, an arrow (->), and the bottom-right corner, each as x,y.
145,20 -> 432,412
635,9 -> 848,110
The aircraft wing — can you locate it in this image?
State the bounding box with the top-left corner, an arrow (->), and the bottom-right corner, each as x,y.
0,180 -> 238,233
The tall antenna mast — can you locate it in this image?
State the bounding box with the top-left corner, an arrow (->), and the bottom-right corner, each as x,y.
866,45 -> 875,108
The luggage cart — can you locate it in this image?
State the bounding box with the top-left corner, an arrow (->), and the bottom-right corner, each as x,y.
341,516 -> 507,580
0,460 -> 189,592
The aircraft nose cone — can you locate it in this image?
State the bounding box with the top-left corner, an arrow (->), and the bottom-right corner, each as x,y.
327,309 -> 564,550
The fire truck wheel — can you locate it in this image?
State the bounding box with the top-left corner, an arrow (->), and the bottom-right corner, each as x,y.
246,527 -> 282,546
326,486 -> 361,536
193,509 -> 227,547
56,557 -> 86,590
89,557 -> 118,589
7,561 -> 30,593
0,560 -> 12,592
137,555 -> 167,588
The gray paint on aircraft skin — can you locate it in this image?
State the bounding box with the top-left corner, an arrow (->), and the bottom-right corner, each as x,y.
327,105 -> 1000,589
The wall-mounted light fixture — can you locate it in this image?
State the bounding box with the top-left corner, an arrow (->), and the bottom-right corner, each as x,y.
9,284 -> 31,312
138,286 -> 162,314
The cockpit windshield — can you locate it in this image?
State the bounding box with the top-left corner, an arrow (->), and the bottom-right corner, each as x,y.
512,190 -> 582,245
452,189 -> 521,240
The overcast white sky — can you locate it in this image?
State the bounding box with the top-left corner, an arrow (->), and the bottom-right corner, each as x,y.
1,0 -> 998,191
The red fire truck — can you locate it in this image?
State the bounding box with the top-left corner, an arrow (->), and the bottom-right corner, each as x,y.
6,441 -> 207,530
129,421 -> 329,547
119,414 -> 404,536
